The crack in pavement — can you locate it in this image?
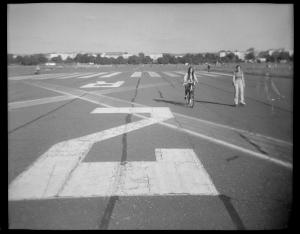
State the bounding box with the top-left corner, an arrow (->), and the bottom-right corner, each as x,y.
98,77 -> 141,230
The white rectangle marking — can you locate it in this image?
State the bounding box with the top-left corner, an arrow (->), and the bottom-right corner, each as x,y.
131,72 -> 142,77
60,148 -> 218,197
148,72 -> 161,77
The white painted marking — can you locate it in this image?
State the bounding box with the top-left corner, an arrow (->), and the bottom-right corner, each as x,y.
80,81 -> 124,88
60,149 -> 218,197
8,95 -> 75,110
9,107 -> 176,200
200,71 -> 232,77
25,81 -> 292,170
161,122 -> 293,169
77,72 -> 108,79
196,72 -> 219,77
147,71 -> 161,78
131,72 -> 142,77
101,72 -> 122,78
174,71 -> 185,75
54,73 -> 86,79
9,73 -> 68,81
163,72 -> 180,77
174,112 -> 292,147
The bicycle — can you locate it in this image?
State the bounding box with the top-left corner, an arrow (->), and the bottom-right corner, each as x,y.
185,80 -> 195,108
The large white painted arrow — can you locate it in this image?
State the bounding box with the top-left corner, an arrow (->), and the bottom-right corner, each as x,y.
80,81 -> 124,88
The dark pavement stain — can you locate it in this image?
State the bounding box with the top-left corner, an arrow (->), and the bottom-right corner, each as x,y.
219,194 -> 246,230
238,133 -> 269,155
226,155 -> 240,162
157,89 -> 164,99
99,196 -> 119,230
8,95 -> 83,134
98,78 -> 141,229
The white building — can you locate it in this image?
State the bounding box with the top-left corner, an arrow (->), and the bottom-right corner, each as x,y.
219,50 -> 227,58
101,52 -> 130,59
46,53 -> 77,60
149,53 -> 163,61
233,51 -> 246,60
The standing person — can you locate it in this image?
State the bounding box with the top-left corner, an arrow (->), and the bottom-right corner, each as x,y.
35,65 -> 40,74
207,63 -> 210,72
183,65 -> 198,100
232,65 -> 246,106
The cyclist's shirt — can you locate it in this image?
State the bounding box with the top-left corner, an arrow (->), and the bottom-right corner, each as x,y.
184,72 -> 198,84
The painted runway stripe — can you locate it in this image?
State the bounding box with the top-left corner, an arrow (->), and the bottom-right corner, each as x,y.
196,72 -> 219,77
174,71 -> 185,75
201,71 -> 232,77
8,73 -> 68,81
25,81 -> 293,170
77,72 -> 108,79
173,112 -> 292,147
131,72 -> 142,77
8,95 -> 75,110
57,72 -> 93,79
147,71 -> 161,77
163,72 -> 180,77
101,72 -> 122,78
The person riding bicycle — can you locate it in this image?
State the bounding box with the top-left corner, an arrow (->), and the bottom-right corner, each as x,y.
183,65 -> 198,100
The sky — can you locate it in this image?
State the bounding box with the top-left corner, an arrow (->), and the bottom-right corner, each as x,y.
7,3 -> 293,54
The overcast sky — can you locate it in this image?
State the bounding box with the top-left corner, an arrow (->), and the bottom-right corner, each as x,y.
7,3 -> 293,54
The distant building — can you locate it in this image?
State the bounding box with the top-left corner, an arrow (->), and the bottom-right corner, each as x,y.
45,53 -> 77,60
170,53 -> 185,58
219,50 -> 227,58
257,57 -> 267,63
45,62 -> 56,66
101,52 -> 130,59
149,53 -> 163,61
233,50 -> 246,60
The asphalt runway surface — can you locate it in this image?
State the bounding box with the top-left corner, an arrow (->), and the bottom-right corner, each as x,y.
8,65 -> 293,230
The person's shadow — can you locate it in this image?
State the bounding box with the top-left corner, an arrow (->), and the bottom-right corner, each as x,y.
153,98 -> 235,107
194,100 -> 236,107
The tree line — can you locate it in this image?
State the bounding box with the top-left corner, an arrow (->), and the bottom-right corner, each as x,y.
8,50 -> 293,66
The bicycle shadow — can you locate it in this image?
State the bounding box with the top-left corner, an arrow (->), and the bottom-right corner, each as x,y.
153,98 -> 186,106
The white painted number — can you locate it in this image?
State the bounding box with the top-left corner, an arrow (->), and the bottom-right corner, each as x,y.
9,107 -> 218,201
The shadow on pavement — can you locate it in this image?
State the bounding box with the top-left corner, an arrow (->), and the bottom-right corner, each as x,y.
195,100 -> 235,107
153,98 -> 186,107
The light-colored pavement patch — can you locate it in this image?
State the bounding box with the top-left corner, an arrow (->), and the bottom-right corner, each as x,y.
147,71 -> 161,77
8,95 -> 75,110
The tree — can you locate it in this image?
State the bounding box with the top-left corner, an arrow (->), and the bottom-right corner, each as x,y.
65,56 -> 74,64
245,52 -> 255,61
51,55 -> 63,63
8,54 -> 14,64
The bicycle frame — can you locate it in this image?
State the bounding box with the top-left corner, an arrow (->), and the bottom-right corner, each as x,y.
186,82 -> 195,108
